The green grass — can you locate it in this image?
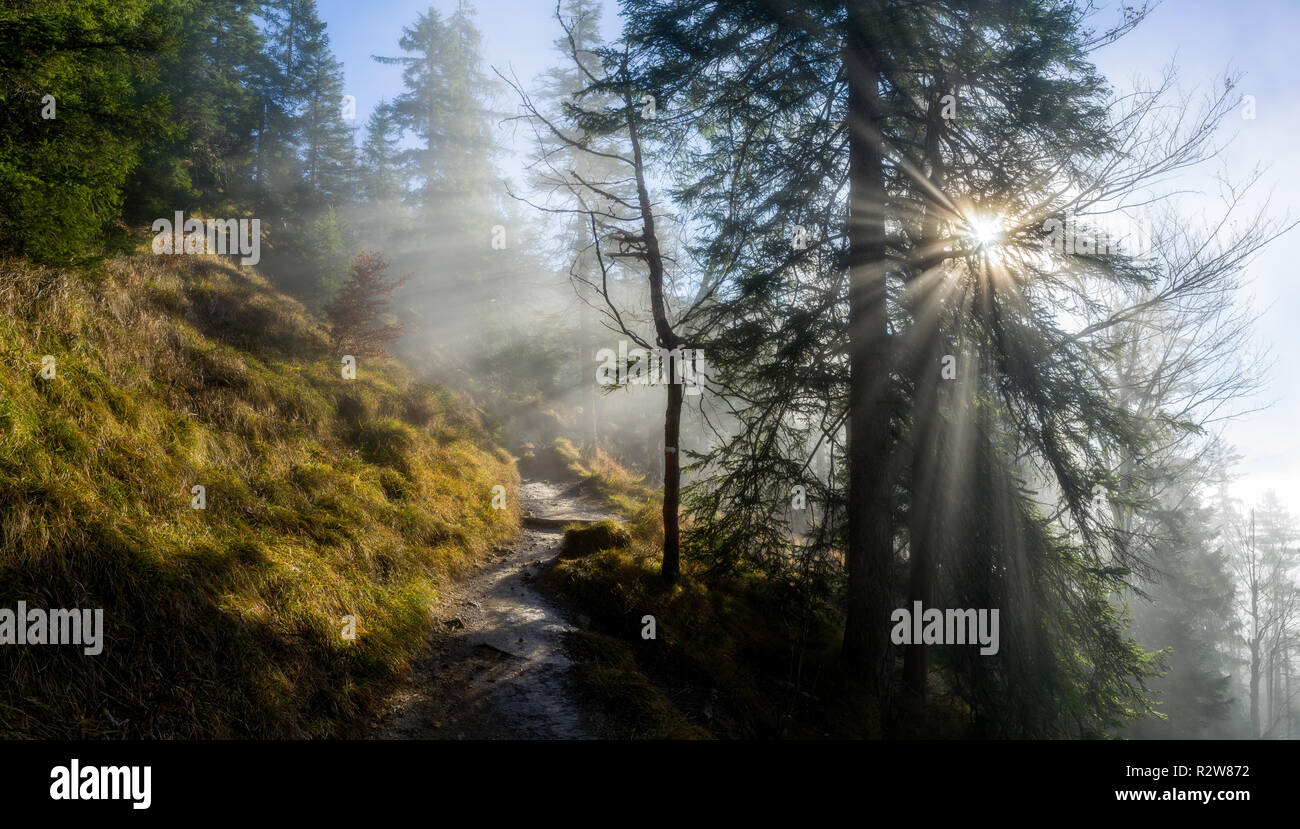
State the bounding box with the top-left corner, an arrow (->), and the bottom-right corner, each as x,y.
0,249 -> 519,738
562,630 -> 710,739
548,543 -> 820,738
559,519 -> 632,559
540,444 -> 893,739
549,437 -> 661,523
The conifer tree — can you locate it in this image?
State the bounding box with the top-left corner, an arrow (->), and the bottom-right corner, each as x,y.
325,250 -> 409,357
261,0 -> 356,304
359,101 -> 405,205
373,2 -> 507,355
620,0 -> 1283,733
0,0 -> 179,261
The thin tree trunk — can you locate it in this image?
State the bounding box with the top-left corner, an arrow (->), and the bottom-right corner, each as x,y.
1279,649 -> 1289,738
1249,511 -> 1261,738
1250,639 -> 1261,738
255,103 -> 267,215
902,365 -> 937,715
841,6 -> 894,703
1250,594 -> 1261,738
1267,633 -> 1277,736
627,89 -> 682,584
580,300 -> 598,459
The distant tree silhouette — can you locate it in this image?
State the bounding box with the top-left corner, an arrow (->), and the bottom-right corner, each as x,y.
324,250 -> 408,357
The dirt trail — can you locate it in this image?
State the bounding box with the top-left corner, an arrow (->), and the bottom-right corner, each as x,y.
374,479 -> 611,740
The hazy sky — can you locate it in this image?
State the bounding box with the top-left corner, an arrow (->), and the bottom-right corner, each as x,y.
317,0 -> 1298,517
1085,0 -> 1300,519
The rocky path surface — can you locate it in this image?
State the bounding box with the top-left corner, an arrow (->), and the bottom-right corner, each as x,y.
374,479 -> 610,740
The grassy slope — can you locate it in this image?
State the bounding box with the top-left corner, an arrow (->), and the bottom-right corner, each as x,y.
0,250 -> 519,738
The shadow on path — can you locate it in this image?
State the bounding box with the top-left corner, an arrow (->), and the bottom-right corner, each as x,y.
374,479 -> 611,740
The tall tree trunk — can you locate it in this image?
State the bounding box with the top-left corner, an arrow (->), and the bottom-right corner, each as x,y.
901,388 -> 935,717
1279,649 -> 1289,738
840,5 -> 894,701
1267,633 -> 1276,736
663,355 -> 683,582
255,102 -> 267,215
1250,638 -> 1261,738
902,92 -> 947,715
1249,511 -> 1261,738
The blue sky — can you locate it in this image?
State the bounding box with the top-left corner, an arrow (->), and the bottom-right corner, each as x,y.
316,0 -> 1299,516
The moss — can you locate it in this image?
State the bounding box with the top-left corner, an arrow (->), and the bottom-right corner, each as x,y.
559,519 -> 632,558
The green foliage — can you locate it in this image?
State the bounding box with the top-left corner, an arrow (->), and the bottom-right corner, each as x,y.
270,205 -> 352,308
359,102 -> 404,204
621,0 -> 1168,735
124,0 -> 268,220
0,0 -> 179,262
371,4 -> 526,363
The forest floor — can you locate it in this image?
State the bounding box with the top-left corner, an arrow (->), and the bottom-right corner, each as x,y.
373,479 -> 613,739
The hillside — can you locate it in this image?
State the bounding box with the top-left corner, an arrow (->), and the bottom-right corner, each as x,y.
0,249 -> 519,738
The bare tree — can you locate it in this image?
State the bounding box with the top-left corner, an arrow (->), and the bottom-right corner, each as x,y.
502,8 -> 724,582
1228,499 -> 1299,738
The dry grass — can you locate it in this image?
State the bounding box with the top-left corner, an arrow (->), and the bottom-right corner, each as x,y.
0,249 -> 519,738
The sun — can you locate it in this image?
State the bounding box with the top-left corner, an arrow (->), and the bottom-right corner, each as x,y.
967,214 -> 1005,249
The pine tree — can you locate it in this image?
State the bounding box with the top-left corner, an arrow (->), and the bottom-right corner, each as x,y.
124,0 -> 268,220
261,0 -> 354,207
295,16 -> 354,206
372,2 -> 506,355
620,0 -> 1276,734
359,101 -> 404,204
374,4 -> 497,216
260,0 -> 356,304
325,250 -> 408,357
0,0 -> 180,261
1124,484 -> 1239,738
538,0 -> 609,457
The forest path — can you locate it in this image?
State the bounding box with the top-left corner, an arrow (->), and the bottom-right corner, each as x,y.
373,478 -> 611,740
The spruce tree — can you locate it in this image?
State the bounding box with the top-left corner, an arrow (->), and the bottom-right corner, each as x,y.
0,0 -> 179,261
620,0 -> 1274,734
373,2 -> 506,356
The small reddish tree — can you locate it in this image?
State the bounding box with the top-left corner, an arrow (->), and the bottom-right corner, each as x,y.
324,250 -> 409,357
